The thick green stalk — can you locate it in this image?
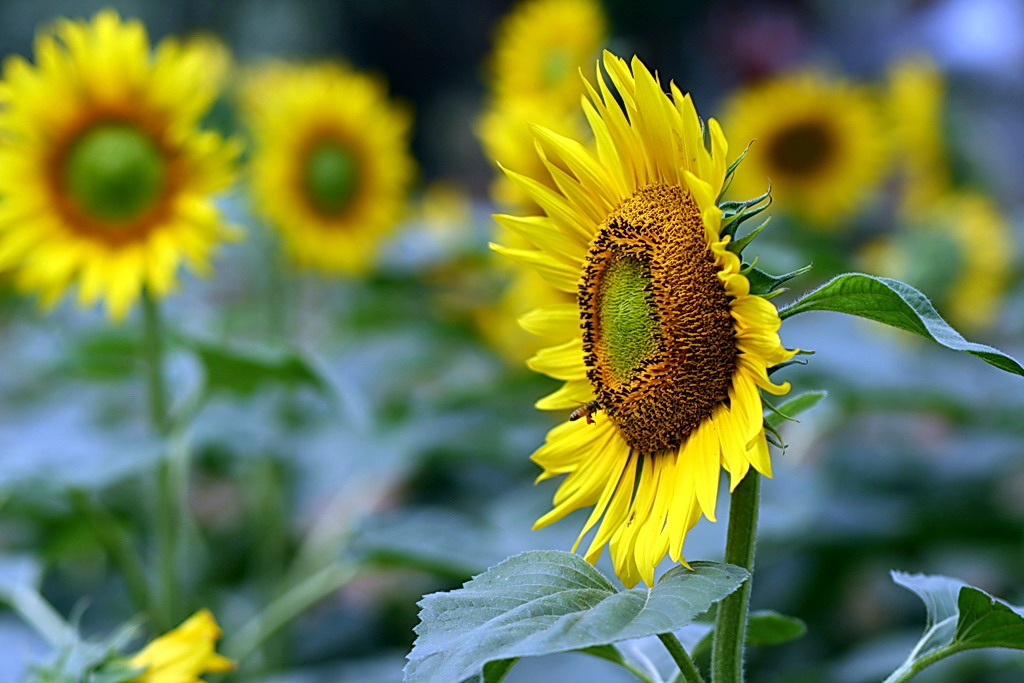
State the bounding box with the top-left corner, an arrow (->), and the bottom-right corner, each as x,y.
658,632 -> 705,683
141,290 -> 168,436
224,563 -> 358,664
711,471 -> 760,682
142,290 -> 178,631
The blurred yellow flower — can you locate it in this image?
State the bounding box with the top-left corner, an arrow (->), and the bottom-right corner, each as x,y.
242,61 -> 414,275
180,33 -> 234,94
488,0 -> 606,112
861,192 -> 1011,330
0,10 -> 240,320
722,70 -> 887,225
476,0 -> 606,364
494,52 -> 795,587
887,56 -> 948,213
130,609 -> 234,683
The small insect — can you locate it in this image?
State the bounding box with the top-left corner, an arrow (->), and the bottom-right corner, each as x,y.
569,401 -> 601,425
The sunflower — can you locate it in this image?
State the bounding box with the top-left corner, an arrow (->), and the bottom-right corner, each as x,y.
861,192 -> 1011,330
478,102 -> 591,211
887,56 -> 948,213
721,70 -> 887,225
129,609 -> 233,682
0,10 -> 239,320
488,0 -> 606,113
494,52 -> 796,587
242,61 -> 413,275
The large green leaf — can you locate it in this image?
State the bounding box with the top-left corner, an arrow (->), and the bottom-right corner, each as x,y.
405,550 -> 748,682
778,273 -> 1024,377
886,571 -> 1024,681
183,338 -> 330,397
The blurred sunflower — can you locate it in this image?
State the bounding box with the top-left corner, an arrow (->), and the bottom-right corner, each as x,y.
495,52 -> 795,587
489,0 -> 606,112
130,609 -> 233,682
242,61 -> 413,275
478,102 -> 589,211
0,10 -> 240,320
887,56 -> 948,213
722,70 -> 887,225
861,192 -> 1011,330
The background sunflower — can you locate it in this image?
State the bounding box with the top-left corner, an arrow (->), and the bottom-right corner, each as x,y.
242,61 -> 413,275
721,70 -> 888,226
0,10 -> 238,319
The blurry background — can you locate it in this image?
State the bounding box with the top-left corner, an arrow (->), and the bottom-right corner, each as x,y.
0,0 -> 1022,681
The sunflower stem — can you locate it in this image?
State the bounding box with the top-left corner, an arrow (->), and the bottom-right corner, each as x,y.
658,632 -> 705,683
141,290 -> 168,436
224,562 -> 358,664
142,290 -> 180,632
711,471 -> 760,683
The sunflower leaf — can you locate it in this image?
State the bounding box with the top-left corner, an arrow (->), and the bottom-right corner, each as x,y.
779,273 -> 1024,377
691,609 -> 807,657
404,550 -> 748,682
887,571 -> 1024,681
764,390 -> 826,431
182,337 -> 331,397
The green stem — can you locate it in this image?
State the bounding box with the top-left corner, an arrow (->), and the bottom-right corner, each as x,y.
6,587 -> 76,648
224,563 -> 358,664
711,471 -> 760,683
142,290 -> 179,632
883,644 -> 968,683
659,632 -> 705,683
70,490 -> 151,616
141,290 -> 168,436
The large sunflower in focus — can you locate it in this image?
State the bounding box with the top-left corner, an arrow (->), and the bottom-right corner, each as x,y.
242,62 -> 413,275
489,0 -> 606,112
495,52 -> 795,587
0,10 -> 239,319
722,70 -> 887,225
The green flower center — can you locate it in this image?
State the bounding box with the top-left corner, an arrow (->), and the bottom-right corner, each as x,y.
597,253 -> 659,383
580,185 -> 737,454
64,123 -> 167,225
304,142 -> 359,215
767,120 -> 835,176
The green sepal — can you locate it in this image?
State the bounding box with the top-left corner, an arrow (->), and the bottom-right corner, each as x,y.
720,185 -> 771,241
719,140 -> 754,201
745,264 -> 813,298
767,358 -> 809,377
727,217 -> 771,256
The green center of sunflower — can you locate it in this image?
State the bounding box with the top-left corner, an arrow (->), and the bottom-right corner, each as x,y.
304,142 -> 359,215
64,123 -> 167,225
766,120 -> 835,176
597,254 -> 659,383
580,184 -> 738,454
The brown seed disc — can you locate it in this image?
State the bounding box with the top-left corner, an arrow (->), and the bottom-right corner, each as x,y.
579,184 -> 737,454
766,119 -> 836,176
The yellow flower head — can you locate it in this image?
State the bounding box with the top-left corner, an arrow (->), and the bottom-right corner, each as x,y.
887,56 -> 948,213
130,609 -> 234,683
861,192 -> 1011,331
488,0 -> 606,112
721,70 -> 887,225
0,10 -> 240,320
241,61 -> 414,275
494,52 -> 795,587
180,33 -> 234,94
